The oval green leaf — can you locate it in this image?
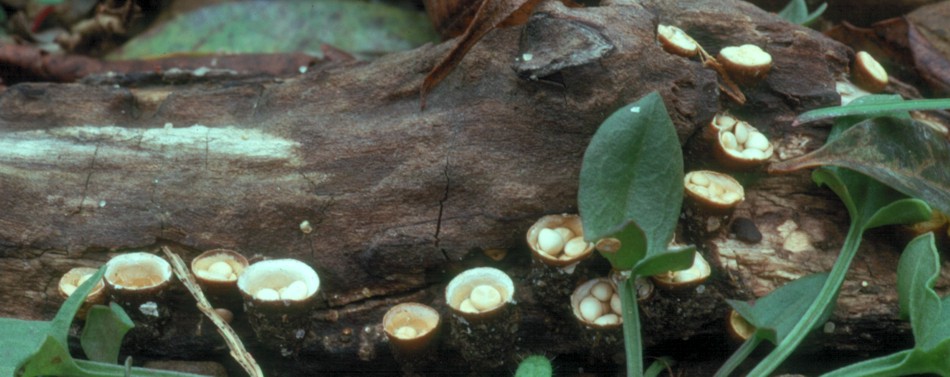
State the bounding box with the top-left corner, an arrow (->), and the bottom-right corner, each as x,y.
578,91 -> 684,270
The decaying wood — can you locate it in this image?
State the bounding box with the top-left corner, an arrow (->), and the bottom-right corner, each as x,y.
1,0 -> 946,374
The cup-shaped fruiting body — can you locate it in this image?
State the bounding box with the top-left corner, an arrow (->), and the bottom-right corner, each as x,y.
714,120 -> 773,170
651,252 -> 711,291
727,309 -> 755,342
657,24 -> 698,58
445,267 -> 520,369
383,303 -> 442,373
570,278 -> 624,361
852,51 -> 888,93
526,214 -> 596,310
717,44 -> 772,85
682,170 -> 745,243
237,258 -> 321,356
58,266 -> 106,319
190,249 -> 248,299
104,252 -> 175,335
527,214 -> 594,266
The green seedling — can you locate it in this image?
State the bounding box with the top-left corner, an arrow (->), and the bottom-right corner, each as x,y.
822,233 -> 950,376
714,273 -> 829,377
777,0 -> 827,26
514,355 -> 552,377
0,266 -> 205,377
746,95 -> 946,376
578,91 -> 697,377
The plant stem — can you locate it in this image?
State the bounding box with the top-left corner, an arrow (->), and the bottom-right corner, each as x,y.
620,278 -> 643,377
747,222 -> 864,376
714,336 -> 761,377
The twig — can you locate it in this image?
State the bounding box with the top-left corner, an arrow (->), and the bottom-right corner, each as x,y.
160,246 -> 263,377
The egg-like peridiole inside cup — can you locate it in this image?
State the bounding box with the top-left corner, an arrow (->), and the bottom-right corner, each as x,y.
445,267 -> 514,318
237,259 -> 320,304
383,303 -> 441,354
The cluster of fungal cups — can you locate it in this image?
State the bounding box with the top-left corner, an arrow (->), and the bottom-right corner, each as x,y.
711,114 -> 773,168
572,279 -> 623,327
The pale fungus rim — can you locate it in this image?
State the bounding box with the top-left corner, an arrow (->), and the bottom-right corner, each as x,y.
652,252 -> 712,288
657,24 -> 698,57
684,170 -> 745,207
104,252 -> 173,291
383,302 -> 441,341
237,258 -> 321,302
445,267 -> 514,315
58,266 -> 105,298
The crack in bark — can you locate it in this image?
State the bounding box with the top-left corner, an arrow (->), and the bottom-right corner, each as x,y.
74,143 -> 101,215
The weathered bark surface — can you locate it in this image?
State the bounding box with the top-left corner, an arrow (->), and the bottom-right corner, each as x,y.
1,0 -> 946,374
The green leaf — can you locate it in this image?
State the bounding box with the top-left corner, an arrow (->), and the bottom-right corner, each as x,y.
771,117 -> 950,215
793,97 -> 950,126
727,273 -> 829,344
620,278 -> 644,377
51,267 -> 107,345
897,233 -> 950,351
820,349 -> 917,377
631,244 -> 695,278
81,303 -> 135,364
778,0 -> 827,25
20,335 -> 85,377
108,1 -> 439,60
644,357 -> 675,377
578,91 -> 684,270
0,319 -> 50,376
514,355 -> 552,377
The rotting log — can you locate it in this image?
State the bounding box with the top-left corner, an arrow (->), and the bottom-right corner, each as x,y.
1,0 -> 947,375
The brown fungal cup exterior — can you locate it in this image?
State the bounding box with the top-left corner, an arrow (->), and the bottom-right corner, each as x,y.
237,258 -> 321,355
852,51 -> 888,93
58,266 -> 106,319
682,170 -> 745,242
727,309 -> 755,342
717,44 -> 772,85
445,267 -> 519,369
104,252 -> 175,336
383,303 -> 442,373
190,248 -> 248,298
657,24 -> 698,58
526,214 -> 596,310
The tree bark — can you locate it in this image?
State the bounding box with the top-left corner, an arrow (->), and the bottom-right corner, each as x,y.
0,0 -> 944,375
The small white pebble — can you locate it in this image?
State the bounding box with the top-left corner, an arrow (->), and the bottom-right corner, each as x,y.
554,227 -> 575,243
720,191 -> 741,203
300,220 -> 313,234
716,115 -> 737,129
593,313 -> 620,326
691,185 -> 710,197
579,296 -> 604,322
861,281 -> 869,287
469,284 -> 503,311
394,326 -> 417,339
590,282 -> 613,302
522,53 -> 533,62
255,288 -> 280,301
298,65 -> 308,74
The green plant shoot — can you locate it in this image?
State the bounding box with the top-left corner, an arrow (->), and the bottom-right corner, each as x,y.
777,0 -> 827,25
821,233 -> 950,376
579,91 -> 696,377
714,273 -> 829,377
746,95 -> 940,376
0,266 -> 206,377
